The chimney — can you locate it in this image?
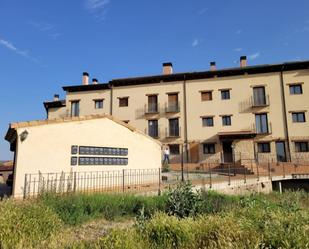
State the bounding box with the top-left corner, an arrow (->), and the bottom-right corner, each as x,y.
92,78 -> 98,84
82,72 -> 89,85
240,56 -> 247,67
53,94 -> 59,101
210,61 -> 216,71
162,62 -> 173,75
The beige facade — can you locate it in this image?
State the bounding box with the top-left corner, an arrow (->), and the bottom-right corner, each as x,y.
5,115 -> 161,198
44,58 -> 309,164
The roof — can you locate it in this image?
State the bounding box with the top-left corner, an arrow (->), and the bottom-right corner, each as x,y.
43,100 -> 66,110
63,83 -> 110,92
110,60 -> 309,86
59,60 -> 309,91
5,114 -> 161,146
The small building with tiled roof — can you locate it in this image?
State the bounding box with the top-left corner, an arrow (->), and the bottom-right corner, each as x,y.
5,114 -> 162,198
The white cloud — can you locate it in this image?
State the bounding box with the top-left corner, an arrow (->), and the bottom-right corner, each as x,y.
198,8 -> 208,16
192,39 -> 200,47
0,37 -> 39,63
235,29 -> 242,35
49,33 -> 61,40
233,48 -> 243,52
249,52 -> 260,60
29,21 -> 61,40
86,0 -> 110,10
85,0 -> 110,19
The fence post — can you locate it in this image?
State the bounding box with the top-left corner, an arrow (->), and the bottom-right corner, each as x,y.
282,162 -> 286,178
244,166 -> 247,184
122,169 -> 125,193
73,172 -> 77,193
256,163 -> 260,181
158,168 -> 161,196
181,144 -> 184,182
268,159 -> 271,180
228,163 -> 231,185
209,163 -> 212,188
23,174 -> 28,199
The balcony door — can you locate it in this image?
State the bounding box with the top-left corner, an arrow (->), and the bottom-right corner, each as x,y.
148,120 -> 158,138
255,113 -> 268,134
276,142 -> 287,162
169,118 -> 179,137
253,87 -> 266,106
148,95 -> 158,113
168,93 -> 178,112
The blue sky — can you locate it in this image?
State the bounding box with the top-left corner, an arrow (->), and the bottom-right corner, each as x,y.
1,0 -> 309,160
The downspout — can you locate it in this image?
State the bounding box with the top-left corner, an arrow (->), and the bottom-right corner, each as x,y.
279,67 -> 291,161
110,84 -> 113,116
183,74 -> 189,162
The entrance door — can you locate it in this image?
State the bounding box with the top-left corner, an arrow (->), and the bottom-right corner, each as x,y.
222,142 -> 233,163
276,142 -> 287,162
189,142 -> 199,163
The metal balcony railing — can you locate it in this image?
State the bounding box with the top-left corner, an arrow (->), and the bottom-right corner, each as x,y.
165,102 -> 180,113
166,126 -> 181,138
251,95 -> 270,107
145,127 -> 160,138
252,122 -> 272,134
144,103 -> 159,114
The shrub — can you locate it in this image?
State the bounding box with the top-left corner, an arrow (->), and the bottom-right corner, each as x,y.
165,181 -> 202,218
0,199 -> 63,248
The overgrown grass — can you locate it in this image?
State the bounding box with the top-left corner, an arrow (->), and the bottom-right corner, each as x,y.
0,186 -> 308,248
0,199 -> 63,249
41,192 -> 168,225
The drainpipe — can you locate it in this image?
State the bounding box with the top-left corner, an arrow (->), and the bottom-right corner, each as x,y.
279,67 -> 291,162
183,75 -> 189,162
110,84 -> 113,116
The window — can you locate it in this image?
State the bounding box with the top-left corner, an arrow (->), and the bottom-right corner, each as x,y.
94,99 -> 104,109
201,91 -> 212,101
168,118 -> 179,137
148,120 -> 159,138
167,93 -> 179,112
292,112 -> 306,123
119,97 -> 129,107
147,95 -> 158,113
255,113 -> 269,134
71,101 -> 80,117
222,116 -> 231,126
295,142 -> 309,152
289,84 -> 303,95
221,90 -> 230,100
169,144 -> 180,155
203,143 -> 215,154
253,86 -> 267,106
257,142 -> 271,153
202,117 -> 214,127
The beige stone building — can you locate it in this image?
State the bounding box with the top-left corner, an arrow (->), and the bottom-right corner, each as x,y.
5,115 -> 161,198
43,57 -> 309,164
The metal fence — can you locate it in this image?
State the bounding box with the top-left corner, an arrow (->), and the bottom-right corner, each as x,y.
23,168 -> 161,199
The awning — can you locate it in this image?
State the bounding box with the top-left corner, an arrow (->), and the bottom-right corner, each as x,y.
218,131 -> 256,140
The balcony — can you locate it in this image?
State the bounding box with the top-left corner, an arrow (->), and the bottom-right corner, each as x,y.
144,103 -> 159,115
166,126 -> 181,138
251,95 -> 270,107
252,122 -> 272,135
165,101 -> 180,113
145,127 -> 160,139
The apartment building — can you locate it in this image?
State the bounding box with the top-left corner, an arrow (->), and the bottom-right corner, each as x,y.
44,56 -> 309,164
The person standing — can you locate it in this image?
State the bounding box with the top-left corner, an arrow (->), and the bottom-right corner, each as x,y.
163,146 -> 170,164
